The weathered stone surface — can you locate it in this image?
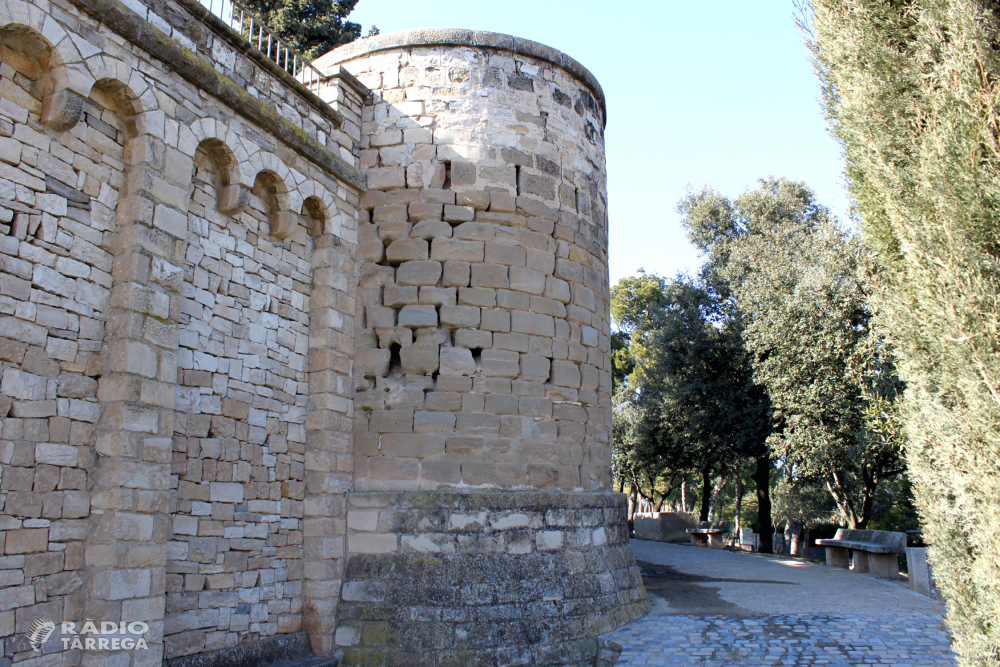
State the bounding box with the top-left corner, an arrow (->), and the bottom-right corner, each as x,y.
400,346 -> 440,375
2,2 -> 625,661
440,347 -> 477,376
397,260 -> 443,286
335,490 -> 647,664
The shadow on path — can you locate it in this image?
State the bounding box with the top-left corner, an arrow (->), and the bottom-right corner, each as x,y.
637,559 -> 797,616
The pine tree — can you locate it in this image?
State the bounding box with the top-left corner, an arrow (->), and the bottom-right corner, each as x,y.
242,0 -> 363,61
806,2 -> 1000,662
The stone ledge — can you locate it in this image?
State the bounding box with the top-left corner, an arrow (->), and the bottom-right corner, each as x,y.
348,489 -> 627,511
315,28 -> 607,126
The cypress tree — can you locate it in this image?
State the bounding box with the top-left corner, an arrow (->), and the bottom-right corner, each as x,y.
807,1 -> 1000,663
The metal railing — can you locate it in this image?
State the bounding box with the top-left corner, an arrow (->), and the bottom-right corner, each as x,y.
198,0 -> 326,91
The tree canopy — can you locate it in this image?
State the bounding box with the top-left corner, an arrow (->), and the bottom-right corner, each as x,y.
679,177 -> 905,529
611,271 -> 774,544
242,0 -> 367,61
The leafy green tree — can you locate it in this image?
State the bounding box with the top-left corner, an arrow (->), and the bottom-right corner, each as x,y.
805,1 -> 1000,661
610,270 -> 670,389
680,177 -> 905,530
242,0 -> 364,61
611,273 -> 774,549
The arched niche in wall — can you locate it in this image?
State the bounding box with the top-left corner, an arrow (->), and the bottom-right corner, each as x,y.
301,196 -> 327,238
0,24 -> 53,111
251,169 -> 298,241
0,11 -> 92,132
193,138 -> 247,215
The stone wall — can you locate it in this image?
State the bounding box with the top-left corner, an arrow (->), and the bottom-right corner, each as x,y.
336,491 -> 646,666
0,8 -> 646,665
311,30 -> 647,664
0,0 -> 362,663
315,31 -> 615,495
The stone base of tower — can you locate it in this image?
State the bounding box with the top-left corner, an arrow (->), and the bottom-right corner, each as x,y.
332,491 -> 649,666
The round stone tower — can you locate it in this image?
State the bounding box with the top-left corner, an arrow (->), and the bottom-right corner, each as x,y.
314,29 -> 648,665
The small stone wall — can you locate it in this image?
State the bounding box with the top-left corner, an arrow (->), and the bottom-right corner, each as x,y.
334,491 -> 649,665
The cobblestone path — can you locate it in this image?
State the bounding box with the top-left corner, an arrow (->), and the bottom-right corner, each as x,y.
604,612 -> 956,665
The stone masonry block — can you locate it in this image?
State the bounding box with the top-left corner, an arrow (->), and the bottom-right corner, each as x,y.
384,286 -> 420,308
411,220 -> 453,240
439,305 -> 481,329
432,239 -> 484,263
369,410 -> 415,433
373,205 -> 408,222
378,220 -> 411,243
458,287 -> 496,308
442,261 -> 471,287
400,346 -> 440,375
550,361 -> 582,389
481,350 -> 519,378
367,305 -> 396,329
444,205 -> 475,223
519,355 -> 551,382
485,243 -> 527,267
455,329 -> 492,349
481,309 -> 511,332
471,264 -> 509,289
420,287 -> 457,306
409,201 -> 445,222
509,267 -> 546,294
368,167 -> 406,190
5,529 -> 47,555
356,349 -> 391,378
511,311 -> 555,337
91,569 -> 152,600
440,347 -> 476,376
398,305 -> 438,329
454,222 -> 496,242
396,261 -> 442,286
386,239 -> 429,264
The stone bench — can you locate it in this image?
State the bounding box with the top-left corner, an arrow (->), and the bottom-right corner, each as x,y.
633,512 -> 699,543
815,528 -> 905,578
687,521 -> 732,549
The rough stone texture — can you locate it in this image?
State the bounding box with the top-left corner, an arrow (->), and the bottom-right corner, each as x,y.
325,33 -> 614,495
336,491 -> 648,665
0,6 -> 640,665
0,0 -> 361,663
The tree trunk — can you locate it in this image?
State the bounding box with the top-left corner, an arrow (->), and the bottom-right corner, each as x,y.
826,472 -> 859,528
858,467 -> 876,529
708,475 -> 726,522
699,467 -> 713,521
754,454 -> 774,554
681,479 -> 687,513
735,476 -> 743,539
785,518 -> 804,556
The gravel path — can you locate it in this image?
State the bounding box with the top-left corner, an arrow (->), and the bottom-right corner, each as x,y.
601,540 -> 957,665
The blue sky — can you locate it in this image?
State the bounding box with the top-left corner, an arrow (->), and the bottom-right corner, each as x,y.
344,0 -> 849,286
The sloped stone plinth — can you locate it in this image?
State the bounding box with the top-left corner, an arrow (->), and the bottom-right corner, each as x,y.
334,491 -> 649,665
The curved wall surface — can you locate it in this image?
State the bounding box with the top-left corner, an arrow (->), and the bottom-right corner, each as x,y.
314,30 -> 647,666
317,29 -> 615,494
